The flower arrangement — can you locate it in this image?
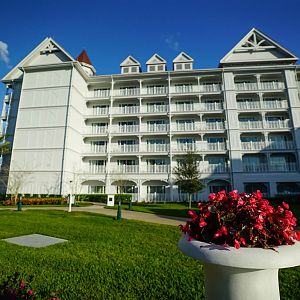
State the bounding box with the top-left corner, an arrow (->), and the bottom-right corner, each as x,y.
180,190 -> 300,249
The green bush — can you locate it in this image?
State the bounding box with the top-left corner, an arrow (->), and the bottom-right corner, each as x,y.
115,194 -> 132,203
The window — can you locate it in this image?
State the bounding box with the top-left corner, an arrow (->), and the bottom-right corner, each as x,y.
148,186 -> 166,194
123,67 -> 129,73
147,159 -> 166,166
184,63 -> 191,69
207,157 -> 225,164
147,139 -> 165,145
149,65 -> 155,72
88,186 -> 105,194
207,137 -> 224,143
157,65 -> 164,71
131,66 -> 137,72
118,160 -> 137,166
240,136 -> 258,142
175,64 -> 183,70
118,140 -> 136,145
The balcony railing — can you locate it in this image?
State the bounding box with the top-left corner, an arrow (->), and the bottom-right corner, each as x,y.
203,102 -> 223,110
239,121 -> 263,129
90,126 -> 108,134
201,164 -> 229,173
237,101 -> 260,110
176,123 -> 196,131
235,82 -> 258,91
147,165 -> 170,173
243,162 -> 297,172
176,144 -> 197,152
265,120 -> 290,129
89,145 -> 107,153
91,107 -> 109,115
112,106 -> 140,114
142,86 -> 168,95
171,85 -> 195,94
113,165 -> 139,173
93,89 -> 110,98
174,104 -> 195,112
203,122 -> 225,130
242,140 -> 294,151
207,142 -> 227,151
200,84 -> 222,92
115,88 -> 140,97
147,124 -> 169,132
112,125 -> 139,133
88,165 -> 106,173
145,105 -> 168,113
112,144 -> 139,153
146,144 -> 169,152
260,81 -> 284,90
262,100 -> 288,109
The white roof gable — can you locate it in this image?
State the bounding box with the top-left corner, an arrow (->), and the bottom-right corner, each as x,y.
120,56 -> 141,67
2,37 -> 74,81
220,28 -> 298,66
146,54 -> 166,65
173,52 -> 194,63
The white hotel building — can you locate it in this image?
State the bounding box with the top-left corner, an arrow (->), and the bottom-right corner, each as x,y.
1,28 -> 300,201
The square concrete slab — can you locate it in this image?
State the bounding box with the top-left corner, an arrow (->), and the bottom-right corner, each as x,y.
3,234 -> 67,248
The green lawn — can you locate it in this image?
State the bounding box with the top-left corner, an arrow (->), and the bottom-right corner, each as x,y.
106,202 -> 300,222
105,202 -> 197,218
0,210 -> 299,299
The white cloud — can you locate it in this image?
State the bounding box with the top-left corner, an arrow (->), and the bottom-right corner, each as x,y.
165,36 -> 180,51
0,41 -> 9,65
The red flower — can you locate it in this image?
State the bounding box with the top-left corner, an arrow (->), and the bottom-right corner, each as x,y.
234,239 -> 240,249
282,202 -> 289,209
294,231 -> 300,241
199,218 -> 207,227
27,289 -> 33,295
19,279 -> 25,289
187,210 -> 198,220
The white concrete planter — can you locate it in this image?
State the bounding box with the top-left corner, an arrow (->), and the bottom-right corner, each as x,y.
179,234 -> 300,300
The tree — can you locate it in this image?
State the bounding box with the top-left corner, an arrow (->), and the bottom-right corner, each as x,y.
0,135 -> 10,157
173,151 -> 205,209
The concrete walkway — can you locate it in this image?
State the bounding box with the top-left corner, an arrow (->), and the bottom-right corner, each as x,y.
0,204 -> 188,227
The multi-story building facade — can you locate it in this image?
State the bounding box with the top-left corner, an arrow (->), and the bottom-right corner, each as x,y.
1,28 -> 300,201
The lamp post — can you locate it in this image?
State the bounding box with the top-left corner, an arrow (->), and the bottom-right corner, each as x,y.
68,180 -> 73,213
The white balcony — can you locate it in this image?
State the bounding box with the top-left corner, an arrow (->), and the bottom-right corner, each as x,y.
88,145 -> 107,153
262,100 -> 288,109
89,107 -> 109,115
201,164 -> 229,173
173,103 -> 196,112
144,105 -> 168,113
88,165 -> 106,173
175,123 -> 196,131
112,144 -> 139,153
206,142 -> 227,151
146,165 -> 170,173
239,121 -> 262,129
170,85 -> 196,94
200,84 -> 222,92
113,165 -> 139,173
146,124 -> 169,132
114,88 -> 140,97
260,81 -> 284,90
141,86 -> 168,95
175,143 -> 197,152
243,162 -> 297,172
235,82 -> 258,91
85,126 -> 108,135
237,102 -> 260,110
112,125 -> 139,133
242,140 -> 295,151
111,106 -> 140,114
265,120 -> 290,129
146,144 -> 169,152
93,89 -> 111,98
202,122 -> 225,130
203,102 -> 223,111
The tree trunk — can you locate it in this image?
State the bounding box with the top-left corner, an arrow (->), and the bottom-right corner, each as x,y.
189,193 -> 192,209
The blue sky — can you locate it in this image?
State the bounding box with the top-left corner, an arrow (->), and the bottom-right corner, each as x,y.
1,0 -> 300,93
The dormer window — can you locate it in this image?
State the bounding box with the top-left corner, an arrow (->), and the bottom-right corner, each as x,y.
146,54 -> 167,73
120,56 -> 141,74
173,52 -> 194,71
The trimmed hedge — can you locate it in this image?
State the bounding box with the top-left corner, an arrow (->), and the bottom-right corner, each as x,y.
78,194 -> 132,203
2,198 -> 67,206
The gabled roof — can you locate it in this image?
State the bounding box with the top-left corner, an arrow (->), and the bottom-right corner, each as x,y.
2,37 -> 75,82
146,54 -> 166,65
173,52 -> 194,63
77,50 -> 93,65
220,28 -> 298,66
120,55 -> 141,67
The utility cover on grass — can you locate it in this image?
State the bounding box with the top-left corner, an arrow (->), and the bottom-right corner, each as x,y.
3,234 -> 67,248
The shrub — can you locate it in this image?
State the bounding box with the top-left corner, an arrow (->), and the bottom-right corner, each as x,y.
1,198 -> 67,206
77,194 -> 108,203
115,194 -> 132,203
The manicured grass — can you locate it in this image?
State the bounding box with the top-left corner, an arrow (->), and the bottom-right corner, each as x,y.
105,202 -> 197,218
106,202 -> 300,222
0,210 -> 299,299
